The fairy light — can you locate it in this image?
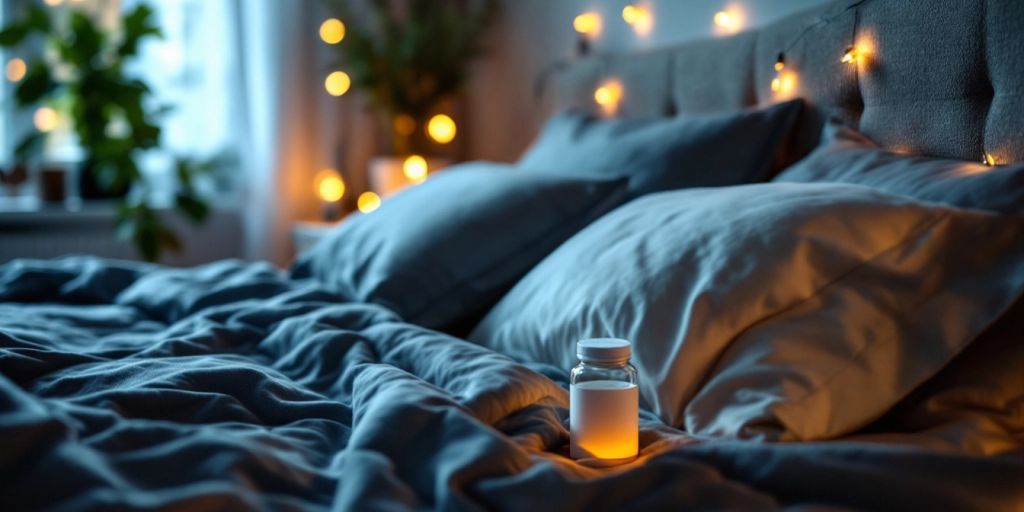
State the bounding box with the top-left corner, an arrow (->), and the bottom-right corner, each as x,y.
6,58 -> 26,82
426,114 -> 457,144
713,9 -> 742,34
622,4 -> 653,36
573,12 -> 601,38
393,114 -> 416,137
594,79 -> 623,116
319,18 -> 345,44
768,0 -> 873,95
325,71 -> 351,96
314,169 -> 345,203
357,191 -> 382,213
403,155 -> 428,183
33,107 -> 59,132
983,153 -> 997,167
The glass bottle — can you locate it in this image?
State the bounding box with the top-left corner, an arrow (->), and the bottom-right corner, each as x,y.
569,338 -> 639,466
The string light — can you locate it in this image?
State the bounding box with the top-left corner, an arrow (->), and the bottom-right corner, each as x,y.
594,79 -> 623,115
319,18 -> 345,45
573,12 -> 601,38
622,4 -> 653,36
403,155 -> 428,183
713,9 -> 742,34
357,191 -> 382,213
6,58 -> 26,82
393,114 -> 416,137
426,114 -> 457,144
841,46 -> 858,64
983,153 -> 997,167
33,107 -> 58,132
771,53 -> 790,94
314,169 -> 345,202
769,0 -> 872,95
325,71 -> 351,96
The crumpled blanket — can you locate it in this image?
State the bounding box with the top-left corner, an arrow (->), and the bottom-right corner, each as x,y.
1,257 -> 1021,511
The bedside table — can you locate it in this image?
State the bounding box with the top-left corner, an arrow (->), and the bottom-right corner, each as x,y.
292,220 -> 340,255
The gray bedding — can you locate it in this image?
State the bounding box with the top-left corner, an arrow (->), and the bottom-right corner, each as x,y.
1,257 -> 1022,511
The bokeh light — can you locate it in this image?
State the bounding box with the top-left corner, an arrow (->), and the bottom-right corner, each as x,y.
325,71 -> 351,96
315,169 -> 345,202
33,107 -> 59,132
402,155 -> 428,183
426,114 -> 457,144
357,191 -> 381,213
6,58 -> 26,82
319,18 -> 346,45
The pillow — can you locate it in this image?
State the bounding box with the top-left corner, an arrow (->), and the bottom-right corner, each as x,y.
774,119 -> 1024,214
519,100 -> 803,197
469,182 -> 1024,441
864,296 -> 1024,455
291,162 -> 626,330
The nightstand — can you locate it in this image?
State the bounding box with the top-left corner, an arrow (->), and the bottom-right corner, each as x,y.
292,220 -> 341,255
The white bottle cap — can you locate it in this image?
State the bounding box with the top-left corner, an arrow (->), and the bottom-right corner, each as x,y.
576,338 -> 631,364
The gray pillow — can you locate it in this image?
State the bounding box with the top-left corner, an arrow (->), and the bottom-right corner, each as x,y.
774,119 -> 1024,214
470,182 -> 1024,440
291,162 -> 627,330
519,100 -> 803,197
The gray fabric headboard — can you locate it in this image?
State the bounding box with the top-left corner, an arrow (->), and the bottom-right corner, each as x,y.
552,0 -> 1023,166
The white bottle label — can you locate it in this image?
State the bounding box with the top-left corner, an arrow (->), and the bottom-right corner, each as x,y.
570,380 -> 638,460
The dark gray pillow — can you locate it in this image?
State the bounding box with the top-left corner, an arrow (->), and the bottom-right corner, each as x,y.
519,99 -> 803,197
774,119 -> 1024,214
291,162 -> 627,330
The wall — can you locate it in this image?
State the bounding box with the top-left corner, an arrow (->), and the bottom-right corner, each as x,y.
464,0 -> 832,163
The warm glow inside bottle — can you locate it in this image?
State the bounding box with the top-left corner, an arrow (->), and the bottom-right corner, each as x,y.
570,338 -> 639,466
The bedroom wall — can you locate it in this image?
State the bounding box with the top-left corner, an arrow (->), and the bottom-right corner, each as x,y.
464,0 -> 832,163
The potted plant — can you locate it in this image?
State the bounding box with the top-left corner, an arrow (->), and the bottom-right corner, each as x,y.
0,2 -> 214,261
324,0 -> 497,196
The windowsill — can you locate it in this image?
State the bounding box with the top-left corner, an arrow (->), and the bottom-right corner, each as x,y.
0,196 -> 241,227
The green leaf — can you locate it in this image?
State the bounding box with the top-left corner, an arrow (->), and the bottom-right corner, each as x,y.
119,4 -> 162,57
0,25 -> 29,47
175,192 -> 209,224
14,62 -> 54,105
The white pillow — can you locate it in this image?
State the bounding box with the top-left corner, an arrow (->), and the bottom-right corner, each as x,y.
470,183 -> 1024,440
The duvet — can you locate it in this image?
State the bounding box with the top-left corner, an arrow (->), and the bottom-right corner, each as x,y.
1,257 -> 1022,511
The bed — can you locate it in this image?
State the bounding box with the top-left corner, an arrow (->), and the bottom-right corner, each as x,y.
3,0 -> 1024,510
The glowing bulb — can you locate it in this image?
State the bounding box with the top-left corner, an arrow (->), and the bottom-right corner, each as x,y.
770,77 -> 781,92
983,153 -> 997,167
403,155 -> 428,183
6,58 -> 26,82
357,191 -> 381,213
33,107 -> 58,132
775,53 -> 786,72
325,71 -> 351,96
622,5 -> 653,35
594,79 -> 623,115
713,9 -> 741,33
573,12 -> 601,37
426,114 -> 457,144
319,18 -> 345,44
315,169 -> 345,202
394,114 -> 416,137
841,46 -> 858,64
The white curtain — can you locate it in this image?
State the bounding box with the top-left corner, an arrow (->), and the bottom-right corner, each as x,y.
231,0 -> 348,266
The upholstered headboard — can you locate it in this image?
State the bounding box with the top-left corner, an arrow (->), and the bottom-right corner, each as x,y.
552,0 -> 1024,166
